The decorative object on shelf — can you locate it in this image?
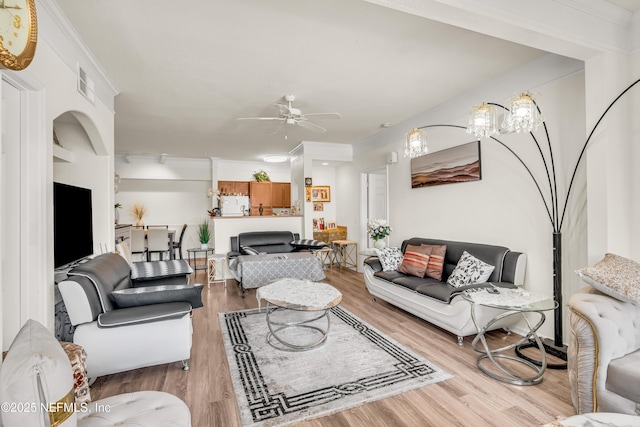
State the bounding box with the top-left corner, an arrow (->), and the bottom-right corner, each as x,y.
258,203 -> 264,216
326,221 -> 337,229
207,208 -> 221,217
404,128 -> 428,158
305,177 -> 312,187
0,0 -> 38,71
114,203 -> 122,224
367,218 -> 391,249
411,141 -> 481,188
411,77 -> 640,365
114,171 -> 121,193
198,219 -> 211,250
311,186 -> 330,202
313,218 -> 325,231
131,203 -> 146,227
253,170 -> 270,182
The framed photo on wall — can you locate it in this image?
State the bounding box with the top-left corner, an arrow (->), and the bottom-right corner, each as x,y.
313,202 -> 324,212
311,186 -> 331,202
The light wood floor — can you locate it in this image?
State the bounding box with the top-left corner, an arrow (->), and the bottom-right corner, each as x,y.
90,266 -> 575,426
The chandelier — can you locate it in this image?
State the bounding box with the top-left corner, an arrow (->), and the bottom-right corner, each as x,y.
404,128 -> 428,158
501,92 -> 545,133
466,102 -> 499,138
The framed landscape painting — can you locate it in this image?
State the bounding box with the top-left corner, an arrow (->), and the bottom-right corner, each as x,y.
410,141 -> 481,188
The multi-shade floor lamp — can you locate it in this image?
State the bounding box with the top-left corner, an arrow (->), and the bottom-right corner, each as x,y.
405,77 -> 640,367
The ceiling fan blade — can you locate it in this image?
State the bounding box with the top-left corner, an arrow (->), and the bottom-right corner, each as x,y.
269,121 -> 286,135
236,117 -> 285,121
302,112 -> 342,119
296,120 -> 326,132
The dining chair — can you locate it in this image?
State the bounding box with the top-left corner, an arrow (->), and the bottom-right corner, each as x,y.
171,224 -> 187,260
147,225 -> 169,229
130,228 -> 148,262
147,228 -> 170,261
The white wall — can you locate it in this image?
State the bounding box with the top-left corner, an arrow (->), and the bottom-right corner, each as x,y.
342,56 -> 587,342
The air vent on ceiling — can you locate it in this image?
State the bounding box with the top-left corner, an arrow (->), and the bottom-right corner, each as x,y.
77,64 -> 95,104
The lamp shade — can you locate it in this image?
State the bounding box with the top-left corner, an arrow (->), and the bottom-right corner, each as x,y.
466,102 -> 499,138
404,128 -> 428,158
502,92 -> 544,133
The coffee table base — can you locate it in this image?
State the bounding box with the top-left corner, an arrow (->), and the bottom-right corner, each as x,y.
266,304 -> 332,351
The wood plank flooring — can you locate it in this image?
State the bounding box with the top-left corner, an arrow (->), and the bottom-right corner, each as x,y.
89,266 -> 575,426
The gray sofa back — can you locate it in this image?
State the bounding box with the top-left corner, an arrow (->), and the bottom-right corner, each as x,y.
402,238 -> 510,282
68,253 -> 132,312
230,231 -> 301,255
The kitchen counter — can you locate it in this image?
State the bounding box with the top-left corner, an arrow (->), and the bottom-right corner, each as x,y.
211,215 -> 304,254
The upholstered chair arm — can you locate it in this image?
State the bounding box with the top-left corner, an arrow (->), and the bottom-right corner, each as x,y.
568,288 -> 640,414
97,302 -> 192,328
58,277 -> 103,326
112,283 -> 204,309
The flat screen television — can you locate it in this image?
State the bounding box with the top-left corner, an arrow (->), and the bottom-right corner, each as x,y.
54,182 -> 94,269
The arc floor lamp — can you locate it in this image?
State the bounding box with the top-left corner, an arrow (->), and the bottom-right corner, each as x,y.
408,77 -> 640,366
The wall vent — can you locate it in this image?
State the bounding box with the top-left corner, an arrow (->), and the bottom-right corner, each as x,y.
77,64 -> 95,104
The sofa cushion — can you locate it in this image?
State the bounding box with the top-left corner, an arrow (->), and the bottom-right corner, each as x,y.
416,281 -> 516,303
237,231 -> 297,253
422,244 -> 446,281
576,253 -> 640,303
446,251 -> 495,288
97,302 -> 192,328
397,244 -> 431,277
376,247 -> 403,271
373,269 -> 406,283
392,275 -> 441,292
112,283 -> 204,309
402,238 -> 509,283
68,253 -> 133,312
130,260 -> 193,281
606,348 -> 640,403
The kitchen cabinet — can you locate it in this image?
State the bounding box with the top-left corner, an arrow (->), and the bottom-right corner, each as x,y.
249,182 -> 272,216
271,182 -> 291,208
218,181 -> 249,196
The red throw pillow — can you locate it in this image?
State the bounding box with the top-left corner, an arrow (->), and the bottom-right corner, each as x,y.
397,244 -> 432,277
422,244 -> 447,281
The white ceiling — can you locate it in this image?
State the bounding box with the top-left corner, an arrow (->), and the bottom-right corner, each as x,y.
55,0 -> 635,162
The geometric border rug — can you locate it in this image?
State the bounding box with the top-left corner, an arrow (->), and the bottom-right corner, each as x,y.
219,306 -> 452,426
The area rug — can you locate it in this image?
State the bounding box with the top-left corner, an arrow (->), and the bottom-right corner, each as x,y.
219,306 -> 452,426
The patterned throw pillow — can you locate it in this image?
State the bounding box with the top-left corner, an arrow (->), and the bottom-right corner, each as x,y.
376,247 -> 403,271
397,244 -> 431,277
575,253 -> 640,302
422,244 -> 447,280
446,251 -> 495,288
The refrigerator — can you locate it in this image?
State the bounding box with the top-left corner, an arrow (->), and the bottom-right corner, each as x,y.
220,195 -> 250,216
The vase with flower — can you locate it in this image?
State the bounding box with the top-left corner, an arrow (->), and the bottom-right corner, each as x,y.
367,218 -> 392,249
132,203 -> 146,227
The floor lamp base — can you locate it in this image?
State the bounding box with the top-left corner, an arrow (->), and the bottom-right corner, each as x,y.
515,337 -> 568,370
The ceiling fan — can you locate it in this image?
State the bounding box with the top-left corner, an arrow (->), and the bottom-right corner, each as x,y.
236,94 -> 342,136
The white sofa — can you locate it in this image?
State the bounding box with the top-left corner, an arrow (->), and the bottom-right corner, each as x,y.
363,237 -> 526,345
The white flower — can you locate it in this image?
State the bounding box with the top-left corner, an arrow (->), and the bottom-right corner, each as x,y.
367,218 -> 392,240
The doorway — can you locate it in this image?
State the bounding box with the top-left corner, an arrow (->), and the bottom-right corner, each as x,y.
360,166 -> 388,251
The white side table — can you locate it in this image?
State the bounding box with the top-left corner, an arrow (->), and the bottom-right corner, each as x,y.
207,254 -> 227,288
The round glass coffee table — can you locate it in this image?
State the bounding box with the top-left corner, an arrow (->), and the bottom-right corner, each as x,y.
256,278 -> 342,351
462,287 -> 557,385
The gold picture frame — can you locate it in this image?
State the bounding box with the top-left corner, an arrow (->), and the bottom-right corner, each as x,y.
311,186 -> 331,202
313,203 -> 324,212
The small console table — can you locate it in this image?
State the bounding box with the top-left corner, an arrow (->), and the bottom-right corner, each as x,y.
187,247 -> 215,276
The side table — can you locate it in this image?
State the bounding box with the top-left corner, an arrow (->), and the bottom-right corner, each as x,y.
312,246 -> 334,269
207,254 -> 227,288
462,288 -> 557,386
187,247 -> 215,276
331,240 -> 358,271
